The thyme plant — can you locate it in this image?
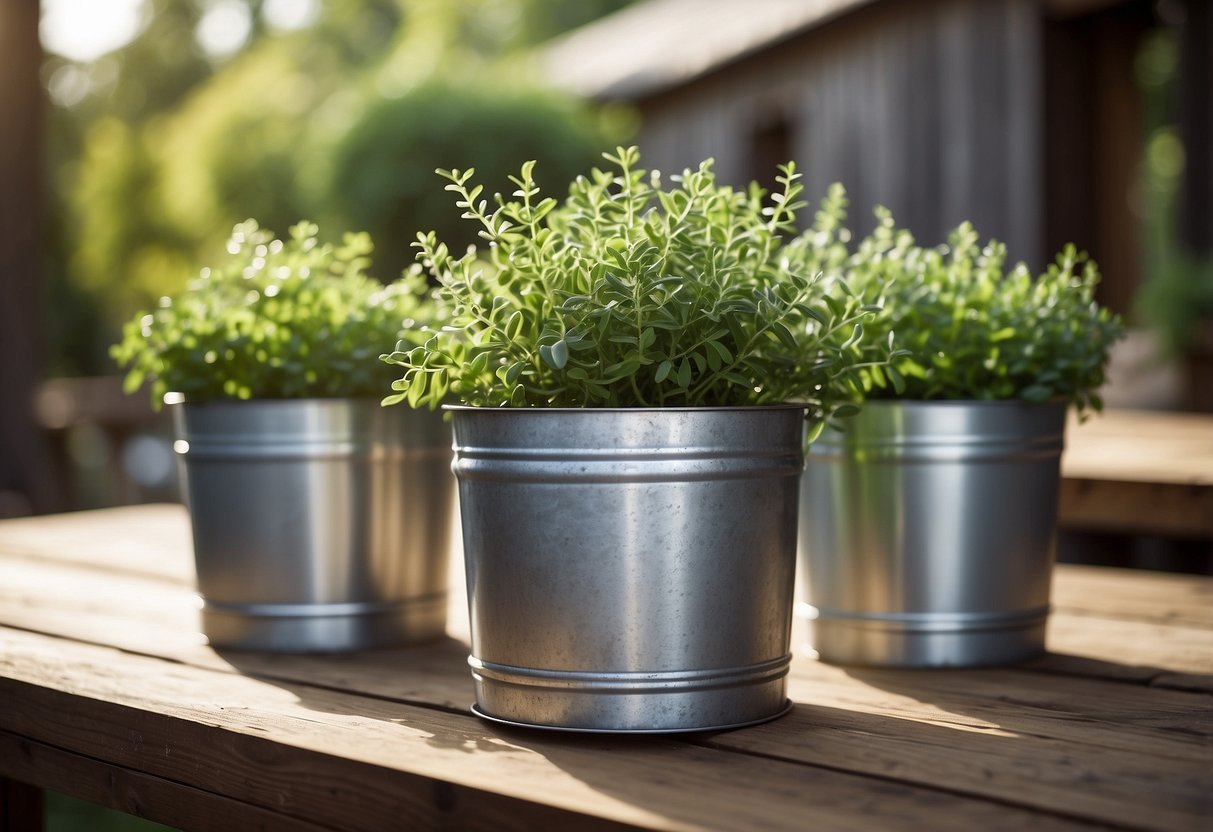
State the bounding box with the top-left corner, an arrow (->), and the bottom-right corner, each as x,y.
383,147 -> 889,421
113,220 -> 431,408
793,186 -> 1125,414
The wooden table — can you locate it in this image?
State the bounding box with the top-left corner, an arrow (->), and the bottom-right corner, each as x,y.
0,505 -> 1210,831
1061,408 -> 1213,538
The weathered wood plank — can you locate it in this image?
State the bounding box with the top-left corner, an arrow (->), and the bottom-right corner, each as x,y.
1058,410 -> 1213,537
2,554 -> 1211,830
1040,615 -> 1213,691
3,507 -> 1212,829
0,556 -> 474,711
9,544 -> 1212,690
0,628 -> 1097,832
7,501 -> 1209,629
5,503 -> 1210,631
4,551 -> 1211,702
0,731 -> 331,832
785,661 -> 1213,758
4,550 -> 1209,750
0,504 -> 473,643
772,663 -> 1213,832
1052,564 -> 1213,628
714,697 -> 1212,832
1063,410 -> 1213,485
0,504 -> 194,584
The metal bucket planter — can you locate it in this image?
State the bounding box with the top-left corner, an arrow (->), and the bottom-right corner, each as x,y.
450,406 -> 804,733
173,398 -> 454,652
799,400 -> 1067,667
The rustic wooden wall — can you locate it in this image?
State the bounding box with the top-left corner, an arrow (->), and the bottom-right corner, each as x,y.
632,0 -> 1046,266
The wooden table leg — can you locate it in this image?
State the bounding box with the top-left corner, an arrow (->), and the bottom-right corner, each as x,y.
0,778 -> 42,832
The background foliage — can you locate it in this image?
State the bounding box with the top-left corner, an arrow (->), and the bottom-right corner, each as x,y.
793,186 -> 1125,413
44,0 -> 634,377
111,220 -> 432,406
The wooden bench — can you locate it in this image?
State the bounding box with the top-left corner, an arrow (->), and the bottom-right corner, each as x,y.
1061,408 -> 1213,538
1,504 -> 1211,831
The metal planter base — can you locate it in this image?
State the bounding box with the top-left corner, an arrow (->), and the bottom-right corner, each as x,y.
800,400 -> 1066,668
200,595 -> 449,654
450,406 -> 805,733
803,606 -> 1049,668
175,398 -> 454,653
470,700 -> 794,735
469,655 -> 792,733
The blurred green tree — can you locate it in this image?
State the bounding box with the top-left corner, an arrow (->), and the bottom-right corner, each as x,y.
322,77 -> 615,281
48,0 -> 632,375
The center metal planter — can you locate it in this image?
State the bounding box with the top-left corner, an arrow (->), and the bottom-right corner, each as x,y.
173,398 -> 454,652
449,406 -> 805,733
799,400 -> 1067,667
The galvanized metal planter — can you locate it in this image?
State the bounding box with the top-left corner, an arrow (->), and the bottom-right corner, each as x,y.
173,398 -> 454,652
799,400 -> 1067,667
449,406 -> 805,733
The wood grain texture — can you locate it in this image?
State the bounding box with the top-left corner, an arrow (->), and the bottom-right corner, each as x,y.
1059,409 -> 1213,537
1043,615 -> 1213,690
2,506 -> 1212,831
0,629 -> 1100,832
1062,410 -> 1213,486
0,504 -> 194,584
1052,564 -> 1213,627
0,731 -> 331,832
1,536 -> 1209,697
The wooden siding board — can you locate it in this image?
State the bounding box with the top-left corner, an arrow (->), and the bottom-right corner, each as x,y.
906,3 -> 943,236
1006,0 -> 1045,266
938,0 -> 976,242
633,0 -> 1049,255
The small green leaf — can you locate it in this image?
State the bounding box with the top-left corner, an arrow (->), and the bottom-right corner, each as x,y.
676,358 -> 692,388
886,364 -> 906,395
551,339 -> 569,369
506,311 -> 523,339
504,362 -> 523,386
654,359 -> 672,383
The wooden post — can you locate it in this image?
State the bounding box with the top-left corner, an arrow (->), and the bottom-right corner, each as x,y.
0,0 -> 55,517
1178,0 -> 1212,256
1177,0 -> 1213,411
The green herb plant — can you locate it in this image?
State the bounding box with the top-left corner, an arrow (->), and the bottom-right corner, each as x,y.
113,219 -> 431,408
798,186 -> 1124,414
382,147 -> 891,424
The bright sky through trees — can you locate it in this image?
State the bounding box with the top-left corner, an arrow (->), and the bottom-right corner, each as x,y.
40,0 -> 321,63
40,0 -> 146,62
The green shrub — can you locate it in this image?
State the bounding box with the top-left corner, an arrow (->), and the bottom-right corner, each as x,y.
383,147 -> 889,421
112,220 -> 430,407
324,77 -> 616,281
793,185 -> 1125,413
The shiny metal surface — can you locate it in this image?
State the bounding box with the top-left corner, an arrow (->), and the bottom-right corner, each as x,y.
174,399 -> 454,652
450,406 -> 804,732
800,400 -> 1067,667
